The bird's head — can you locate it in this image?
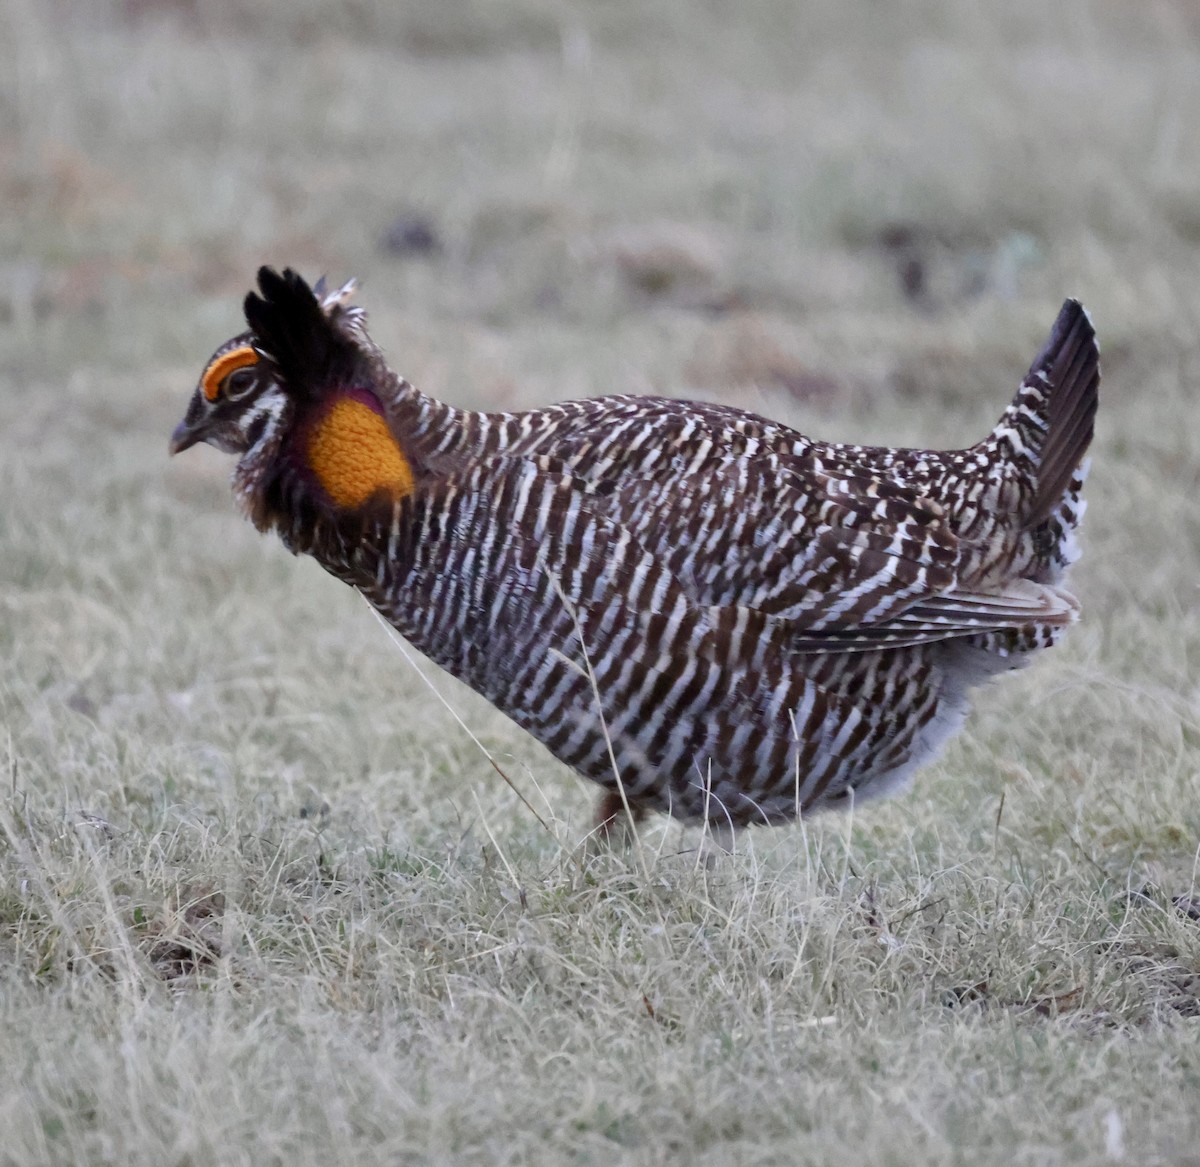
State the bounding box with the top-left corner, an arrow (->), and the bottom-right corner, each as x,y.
169,330 -> 282,458
170,268 -> 411,531
170,267 -> 370,460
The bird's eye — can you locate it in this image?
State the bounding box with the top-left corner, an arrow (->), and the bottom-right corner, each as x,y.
224,367 -> 257,399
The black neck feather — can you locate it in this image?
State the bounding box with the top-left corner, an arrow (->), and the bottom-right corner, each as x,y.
243,267 -> 363,403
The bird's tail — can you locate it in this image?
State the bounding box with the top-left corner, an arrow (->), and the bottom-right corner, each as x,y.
986,299 -> 1100,579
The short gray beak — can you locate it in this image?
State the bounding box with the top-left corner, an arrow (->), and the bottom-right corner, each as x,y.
169,417 -> 204,456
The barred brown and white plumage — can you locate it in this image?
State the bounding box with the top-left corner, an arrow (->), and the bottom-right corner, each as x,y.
170,268 -> 1099,832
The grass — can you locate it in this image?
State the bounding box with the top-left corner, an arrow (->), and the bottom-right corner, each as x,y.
2,0 -> 1200,1162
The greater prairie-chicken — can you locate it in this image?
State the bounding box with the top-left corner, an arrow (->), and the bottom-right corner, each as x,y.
171,268 -> 1098,832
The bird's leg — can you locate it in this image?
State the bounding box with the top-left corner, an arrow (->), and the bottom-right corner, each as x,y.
593,789 -> 647,846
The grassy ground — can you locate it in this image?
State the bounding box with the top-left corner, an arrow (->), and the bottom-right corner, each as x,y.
2,1 -> 1200,1163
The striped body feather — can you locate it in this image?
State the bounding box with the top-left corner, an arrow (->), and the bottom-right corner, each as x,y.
174,271 -> 1099,828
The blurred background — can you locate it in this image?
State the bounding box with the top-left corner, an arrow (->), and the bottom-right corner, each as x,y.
6,0 -> 1199,404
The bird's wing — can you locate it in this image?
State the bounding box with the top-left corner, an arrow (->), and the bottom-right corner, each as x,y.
455,453 -> 1078,655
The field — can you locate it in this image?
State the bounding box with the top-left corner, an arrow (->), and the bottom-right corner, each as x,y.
2,1 -> 1200,1163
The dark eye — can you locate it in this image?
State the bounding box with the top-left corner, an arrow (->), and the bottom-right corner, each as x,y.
224,367 -> 257,399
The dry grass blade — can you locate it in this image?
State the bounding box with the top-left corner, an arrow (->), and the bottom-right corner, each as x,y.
367,601 -> 559,843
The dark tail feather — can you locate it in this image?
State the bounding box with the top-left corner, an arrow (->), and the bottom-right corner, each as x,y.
1023,299 -> 1100,527
243,267 -> 361,401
